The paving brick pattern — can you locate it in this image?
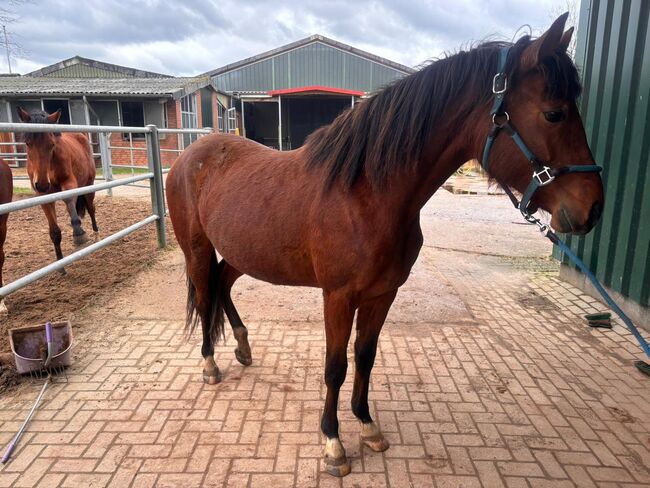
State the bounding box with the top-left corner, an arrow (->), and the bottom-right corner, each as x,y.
1,194 -> 649,487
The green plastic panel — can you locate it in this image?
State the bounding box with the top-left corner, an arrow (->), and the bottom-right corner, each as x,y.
556,0 -> 650,307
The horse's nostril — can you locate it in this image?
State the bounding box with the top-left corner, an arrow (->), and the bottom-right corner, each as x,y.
588,201 -> 603,227
35,182 -> 49,193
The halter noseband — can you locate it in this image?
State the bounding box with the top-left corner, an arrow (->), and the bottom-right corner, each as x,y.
481,47 -> 602,222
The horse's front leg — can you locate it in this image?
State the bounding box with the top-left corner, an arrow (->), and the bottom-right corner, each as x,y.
321,290 -> 355,477
61,181 -> 88,246
352,289 -> 397,452
41,203 -> 65,273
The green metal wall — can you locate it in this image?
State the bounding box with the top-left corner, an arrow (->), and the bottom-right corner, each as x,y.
214,41 -> 407,93
558,0 -> 650,307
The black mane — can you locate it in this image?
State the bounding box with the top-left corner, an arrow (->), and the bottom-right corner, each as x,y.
304,36 -> 581,189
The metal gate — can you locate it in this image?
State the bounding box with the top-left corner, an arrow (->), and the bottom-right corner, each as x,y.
0,122 -> 212,302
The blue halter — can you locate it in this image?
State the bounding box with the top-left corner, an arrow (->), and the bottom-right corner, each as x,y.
481,47 -> 602,220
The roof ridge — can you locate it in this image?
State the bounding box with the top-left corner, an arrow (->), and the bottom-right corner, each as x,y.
201,34 -> 415,78
25,56 -> 173,78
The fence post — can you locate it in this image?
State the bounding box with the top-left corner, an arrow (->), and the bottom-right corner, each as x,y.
98,132 -> 113,196
146,124 -> 167,248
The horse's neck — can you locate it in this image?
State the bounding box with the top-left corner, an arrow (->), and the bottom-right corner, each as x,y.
390,116 -> 483,219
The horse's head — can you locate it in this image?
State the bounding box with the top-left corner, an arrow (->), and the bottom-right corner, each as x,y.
486,13 -> 604,234
17,107 -> 62,193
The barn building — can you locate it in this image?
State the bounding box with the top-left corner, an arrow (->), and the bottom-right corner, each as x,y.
208,35 -> 414,150
0,56 -> 236,166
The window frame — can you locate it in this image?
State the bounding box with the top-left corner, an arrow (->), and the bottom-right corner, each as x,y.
119,100 -> 146,140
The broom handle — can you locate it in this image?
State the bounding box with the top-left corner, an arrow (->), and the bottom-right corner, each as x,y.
1,376 -> 51,463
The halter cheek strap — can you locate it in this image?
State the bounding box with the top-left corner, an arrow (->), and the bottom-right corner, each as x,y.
481,46 -> 602,221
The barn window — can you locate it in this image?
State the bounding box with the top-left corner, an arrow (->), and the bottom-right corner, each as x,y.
217,101 -> 225,132
120,101 -> 146,140
180,93 -> 198,147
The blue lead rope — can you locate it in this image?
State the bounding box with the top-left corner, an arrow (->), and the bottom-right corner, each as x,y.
548,231 -> 650,360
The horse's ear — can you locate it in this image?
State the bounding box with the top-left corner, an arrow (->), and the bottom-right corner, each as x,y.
558,26 -> 574,53
47,109 -> 62,124
519,12 -> 569,72
16,106 -> 30,123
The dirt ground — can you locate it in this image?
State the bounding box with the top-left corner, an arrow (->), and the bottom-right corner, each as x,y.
0,194 -> 171,390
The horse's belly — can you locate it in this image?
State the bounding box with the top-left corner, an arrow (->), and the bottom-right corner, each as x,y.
216,237 -> 317,287
202,199 -> 318,287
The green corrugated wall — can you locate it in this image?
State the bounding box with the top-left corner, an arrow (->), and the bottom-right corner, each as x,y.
557,0 -> 650,308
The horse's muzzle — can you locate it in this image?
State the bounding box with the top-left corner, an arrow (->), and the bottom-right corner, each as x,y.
555,201 -> 602,235
34,181 -> 50,193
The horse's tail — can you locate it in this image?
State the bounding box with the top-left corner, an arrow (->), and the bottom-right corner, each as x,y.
185,251 -> 226,344
75,194 -> 87,219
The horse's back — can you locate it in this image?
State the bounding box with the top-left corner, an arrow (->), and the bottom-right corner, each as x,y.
63,133 -> 95,186
168,134 -> 319,285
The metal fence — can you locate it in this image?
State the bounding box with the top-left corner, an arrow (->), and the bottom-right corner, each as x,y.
0,122 -> 213,302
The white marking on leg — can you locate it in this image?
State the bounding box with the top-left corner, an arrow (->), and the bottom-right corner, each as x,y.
325,437 -> 345,460
360,421 -> 381,438
0,299 -> 7,316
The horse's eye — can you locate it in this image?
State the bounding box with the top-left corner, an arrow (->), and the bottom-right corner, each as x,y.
544,110 -> 566,123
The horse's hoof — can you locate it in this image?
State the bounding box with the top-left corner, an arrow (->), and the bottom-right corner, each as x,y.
203,368 -> 222,385
361,434 -> 390,452
324,437 -> 350,477
234,348 -> 252,366
360,422 -> 390,452
0,300 -> 8,317
58,268 -> 66,276
324,455 -> 351,477
73,232 -> 89,246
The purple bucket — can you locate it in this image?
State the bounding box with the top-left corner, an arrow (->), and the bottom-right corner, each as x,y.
8,321 -> 73,374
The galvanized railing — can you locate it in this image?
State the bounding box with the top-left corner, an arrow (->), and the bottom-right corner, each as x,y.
98,127 -> 212,195
0,122 -> 213,301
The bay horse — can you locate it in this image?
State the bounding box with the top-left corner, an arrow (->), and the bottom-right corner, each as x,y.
0,159 -> 11,315
17,108 -> 98,265
167,14 -> 604,477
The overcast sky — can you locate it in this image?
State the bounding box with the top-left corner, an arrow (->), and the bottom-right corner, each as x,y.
2,0 -> 576,76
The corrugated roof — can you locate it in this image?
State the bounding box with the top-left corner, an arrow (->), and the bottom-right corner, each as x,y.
204,34 -> 416,77
26,56 -> 172,78
0,76 -> 213,99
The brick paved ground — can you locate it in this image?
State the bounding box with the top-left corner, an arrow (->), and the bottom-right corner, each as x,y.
0,190 -> 649,487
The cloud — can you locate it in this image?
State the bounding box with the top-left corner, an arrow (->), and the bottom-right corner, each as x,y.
1,0 -> 575,76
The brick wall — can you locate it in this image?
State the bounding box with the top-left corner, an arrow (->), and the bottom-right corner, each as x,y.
109,99 -> 182,167
106,89 -> 212,168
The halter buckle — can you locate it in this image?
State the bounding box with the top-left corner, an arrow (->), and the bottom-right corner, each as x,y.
491,111 -> 509,125
533,166 -> 555,186
492,73 -> 507,94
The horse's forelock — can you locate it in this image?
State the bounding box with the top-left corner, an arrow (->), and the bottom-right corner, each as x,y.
21,110 -> 62,143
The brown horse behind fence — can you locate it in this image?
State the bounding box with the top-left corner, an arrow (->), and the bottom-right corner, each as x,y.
17,108 -> 98,265
167,14 -> 604,477
0,159 -> 11,315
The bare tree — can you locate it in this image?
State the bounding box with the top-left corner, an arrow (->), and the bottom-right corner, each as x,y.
0,0 -> 32,73
550,0 -> 580,59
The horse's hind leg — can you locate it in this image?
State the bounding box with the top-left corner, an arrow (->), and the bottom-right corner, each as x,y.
180,232 -> 226,384
85,193 -> 98,232
222,262 -> 252,366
